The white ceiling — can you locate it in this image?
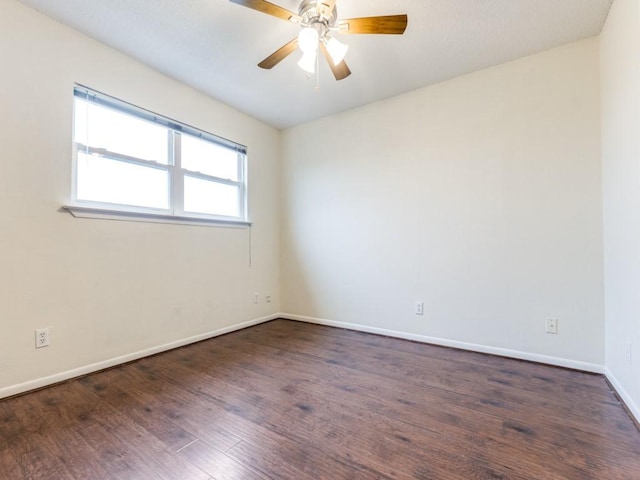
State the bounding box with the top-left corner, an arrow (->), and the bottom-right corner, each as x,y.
17,0 -> 613,129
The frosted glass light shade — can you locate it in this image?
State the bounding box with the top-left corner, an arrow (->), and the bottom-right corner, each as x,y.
298,27 -> 319,53
325,37 -> 348,65
297,51 -> 317,74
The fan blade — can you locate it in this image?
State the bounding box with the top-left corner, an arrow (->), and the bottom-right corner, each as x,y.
229,0 -> 300,23
320,43 -> 351,81
258,38 -> 299,69
337,14 -> 408,34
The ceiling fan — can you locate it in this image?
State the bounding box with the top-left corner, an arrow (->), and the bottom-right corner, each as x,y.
229,0 -> 408,81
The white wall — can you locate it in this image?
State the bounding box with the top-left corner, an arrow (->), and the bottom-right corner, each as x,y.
281,38 -> 604,369
0,0 -> 280,396
600,0 -> 640,420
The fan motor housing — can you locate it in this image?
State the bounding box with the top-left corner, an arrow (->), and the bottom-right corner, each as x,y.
298,0 -> 338,27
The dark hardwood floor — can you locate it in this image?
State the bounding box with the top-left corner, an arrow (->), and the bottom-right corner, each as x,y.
1,319 -> 639,479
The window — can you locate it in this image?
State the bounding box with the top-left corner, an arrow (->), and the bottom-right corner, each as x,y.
70,85 -> 248,225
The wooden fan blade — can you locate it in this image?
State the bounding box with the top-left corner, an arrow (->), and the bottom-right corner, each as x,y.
320,43 -> 351,81
337,14 -> 408,34
229,0 -> 300,23
258,38 -> 299,69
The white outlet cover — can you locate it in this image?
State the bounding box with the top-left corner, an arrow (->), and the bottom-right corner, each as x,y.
35,327 -> 50,348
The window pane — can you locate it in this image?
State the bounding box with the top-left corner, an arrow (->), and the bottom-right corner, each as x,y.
183,176 -> 239,217
74,98 -> 169,164
181,134 -> 238,181
77,152 -> 169,209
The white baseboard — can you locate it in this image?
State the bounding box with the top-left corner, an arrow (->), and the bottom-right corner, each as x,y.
605,368 -> 640,425
0,313 -> 279,400
281,313 -> 605,374
4,312 -> 617,405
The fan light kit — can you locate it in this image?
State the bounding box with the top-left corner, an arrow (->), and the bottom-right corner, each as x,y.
230,0 -> 408,81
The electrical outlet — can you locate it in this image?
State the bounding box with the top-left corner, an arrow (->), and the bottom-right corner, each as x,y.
415,301 -> 424,316
545,318 -> 558,334
253,292 -> 259,304
265,295 -> 272,303
35,328 -> 50,348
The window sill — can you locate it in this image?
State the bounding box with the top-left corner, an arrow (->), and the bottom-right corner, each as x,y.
62,205 -> 251,228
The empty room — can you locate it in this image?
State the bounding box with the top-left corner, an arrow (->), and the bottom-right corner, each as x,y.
1,0 -> 639,478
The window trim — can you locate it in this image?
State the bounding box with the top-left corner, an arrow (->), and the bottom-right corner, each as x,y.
62,204 -> 251,228
69,85 -> 249,227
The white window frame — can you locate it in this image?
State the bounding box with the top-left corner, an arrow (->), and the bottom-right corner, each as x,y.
66,85 -> 250,227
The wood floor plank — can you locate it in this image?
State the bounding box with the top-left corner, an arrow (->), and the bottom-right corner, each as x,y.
224,439 -> 343,480
16,390 -> 112,480
0,386 -> 92,480
0,441 -> 77,480
78,421 -> 165,480
77,372 -> 203,452
202,321 -> 640,476
177,439 -> 267,480
190,330 -> 635,460
148,352 -> 431,477
91,409 -> 211,480
145,341 -> 571,478
92,364 -> 245,452
130,358 -> 386,479
233,323 -> 634,432
1,319 -> 639,479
